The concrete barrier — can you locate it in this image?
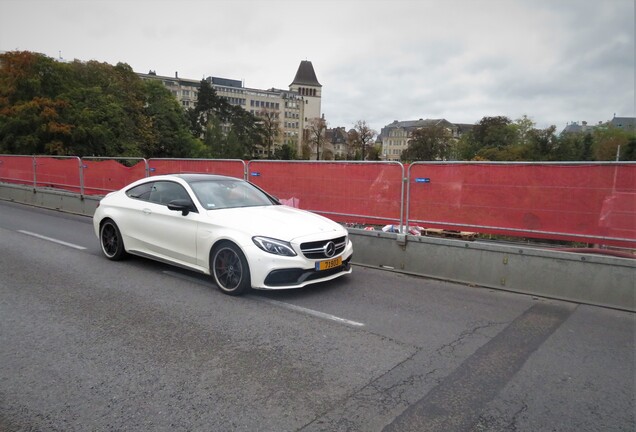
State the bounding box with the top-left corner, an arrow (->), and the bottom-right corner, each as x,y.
1,182 -> 634,311
0,183 -> 100,216
350,230 -> 634,311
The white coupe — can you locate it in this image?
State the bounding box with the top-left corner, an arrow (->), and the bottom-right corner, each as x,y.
93,174 -> 353,295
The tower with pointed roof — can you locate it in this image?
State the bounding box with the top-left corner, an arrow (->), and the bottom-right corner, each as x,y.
289,60 -> 322,124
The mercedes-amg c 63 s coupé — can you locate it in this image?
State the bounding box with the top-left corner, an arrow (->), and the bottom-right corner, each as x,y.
93,174 -> 353,295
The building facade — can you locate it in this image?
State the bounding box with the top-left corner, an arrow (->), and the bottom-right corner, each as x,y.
325,127 -> 349,159
561,115 -> 635,135
288,60 -> 322,125
138,61 -> 322,157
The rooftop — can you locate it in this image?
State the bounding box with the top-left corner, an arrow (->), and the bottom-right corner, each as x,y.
290,60 -> 322,87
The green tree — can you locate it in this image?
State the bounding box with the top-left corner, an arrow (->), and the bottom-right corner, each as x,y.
227,104 -> 261,158
592,124 -> 633,161
622,137 -> 636,161
550,129 -> 596,161
512,115 -> 535,147
273,144 -> 297,160
300,142 -> 312,160
401,124 -> 453,161
527,125 -> 558,160
457,116 -> 517,160
366,144 -> 382,161
142,80 -> 204,158
188,79 -> 230,137
188,80 -> 261,159
475,116 -> 513,145
203,115 -> 225,158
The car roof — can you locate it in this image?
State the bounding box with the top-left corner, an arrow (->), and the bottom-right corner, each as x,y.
160,174 -> 243,184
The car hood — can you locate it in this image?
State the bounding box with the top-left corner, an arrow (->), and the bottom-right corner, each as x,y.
204,205 -> 345,241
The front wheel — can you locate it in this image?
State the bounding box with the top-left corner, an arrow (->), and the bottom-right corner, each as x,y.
211,243 -> 251,296
100,220 -> 127,261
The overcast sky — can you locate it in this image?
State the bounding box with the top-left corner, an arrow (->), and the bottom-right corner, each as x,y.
1,0 -> 634,133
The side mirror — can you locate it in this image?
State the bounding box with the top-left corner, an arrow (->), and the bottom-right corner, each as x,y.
168,199 -> 196,216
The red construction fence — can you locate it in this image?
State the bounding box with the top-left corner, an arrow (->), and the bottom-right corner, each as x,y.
247,161 -> 404,226
1,155 -> 634,248
148,159 -> 246,179
407,162 -> 635,247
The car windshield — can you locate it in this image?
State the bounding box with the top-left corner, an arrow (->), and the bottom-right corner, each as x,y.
188,179 -> 276,210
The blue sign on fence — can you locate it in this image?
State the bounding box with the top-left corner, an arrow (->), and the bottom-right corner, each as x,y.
250,172 -> 261,177
415,178 -> 430,183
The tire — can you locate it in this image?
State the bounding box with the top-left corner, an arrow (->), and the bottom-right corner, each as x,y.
211,242 -> 251,296
99,220 -> 127,261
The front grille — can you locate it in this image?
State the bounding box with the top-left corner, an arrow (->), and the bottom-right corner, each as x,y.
300,236 -> 347,259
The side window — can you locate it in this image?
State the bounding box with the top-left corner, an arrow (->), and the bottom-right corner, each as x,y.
148,181 -> 192,206
126,182 -> 154,201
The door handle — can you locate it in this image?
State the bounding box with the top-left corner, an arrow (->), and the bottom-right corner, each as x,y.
142,208 -> 152,215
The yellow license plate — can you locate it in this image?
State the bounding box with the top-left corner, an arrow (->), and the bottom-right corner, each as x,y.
316,256 -> 342,271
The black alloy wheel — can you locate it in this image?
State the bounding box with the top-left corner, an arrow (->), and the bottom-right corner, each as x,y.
100,220 -> 127,261
211,243 -> 251,295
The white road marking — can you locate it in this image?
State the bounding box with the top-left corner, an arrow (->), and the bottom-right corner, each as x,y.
18,230 -> 87,250
251,297 -> 365,327
163,270 -> 365,327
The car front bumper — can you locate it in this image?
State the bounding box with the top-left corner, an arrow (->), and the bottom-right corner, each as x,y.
246,239 -> 354,290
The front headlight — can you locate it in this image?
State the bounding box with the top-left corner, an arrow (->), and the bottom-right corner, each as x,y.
252,236 -> 297,257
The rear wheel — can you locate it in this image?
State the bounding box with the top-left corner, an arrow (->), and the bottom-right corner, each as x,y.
211,243 -> 251,296
100,220 -> 127,261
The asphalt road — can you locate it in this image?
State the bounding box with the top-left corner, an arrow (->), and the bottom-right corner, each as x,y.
0,200 -> 634,432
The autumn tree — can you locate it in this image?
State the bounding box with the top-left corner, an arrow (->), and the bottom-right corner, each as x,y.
0,50 -> 203,158
0,51 -> 73,154
347,120 -> 377,160
306,116 -> 328,160
257,108 -> 282,158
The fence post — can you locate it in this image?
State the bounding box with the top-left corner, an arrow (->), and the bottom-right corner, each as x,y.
32,156 -> 37,189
